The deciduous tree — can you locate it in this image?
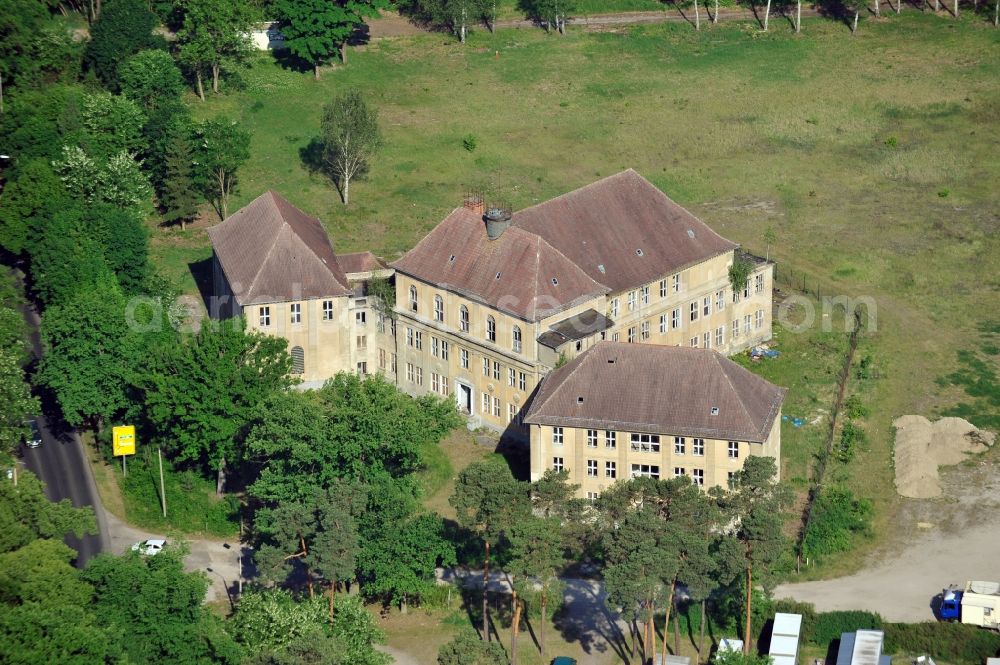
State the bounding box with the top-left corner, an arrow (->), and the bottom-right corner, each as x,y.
83,0 -> 161,90
175,0 -> 258,97
275,0 -> 388,78
320,89 -> 381,205
194,117 -> 250,219
119,50 -> 185,112
0,347 -> 39,457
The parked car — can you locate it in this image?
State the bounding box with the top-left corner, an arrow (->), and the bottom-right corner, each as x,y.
24,419 -> 42,448
551,658 -> 578,665
131,539 -> 167,556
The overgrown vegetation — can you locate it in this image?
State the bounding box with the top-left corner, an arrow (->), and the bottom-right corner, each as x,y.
801,487 -> 872,562
937,321 -> 1000,430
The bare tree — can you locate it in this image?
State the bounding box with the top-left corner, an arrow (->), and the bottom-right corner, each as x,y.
320,89 -> 382,206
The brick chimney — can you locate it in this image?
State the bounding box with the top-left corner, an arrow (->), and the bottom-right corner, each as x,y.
463,195 -> 484,216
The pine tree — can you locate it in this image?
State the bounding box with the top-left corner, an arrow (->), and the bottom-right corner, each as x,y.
160,132 -> 199,230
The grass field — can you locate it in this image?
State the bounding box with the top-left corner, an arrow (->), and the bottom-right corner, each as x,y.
157,12 -> 1000,576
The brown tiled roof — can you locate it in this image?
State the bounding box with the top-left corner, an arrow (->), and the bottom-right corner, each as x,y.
514,170 -> 738,293
524,342 -> 786,443
207,191 -> 350,305
391,208 -> 609,322
337,251 -> 385,275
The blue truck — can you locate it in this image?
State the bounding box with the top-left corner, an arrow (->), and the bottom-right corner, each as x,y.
940,581 -> 1000,629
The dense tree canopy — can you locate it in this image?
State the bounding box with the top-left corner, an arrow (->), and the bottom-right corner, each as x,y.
83,0 -> 162,90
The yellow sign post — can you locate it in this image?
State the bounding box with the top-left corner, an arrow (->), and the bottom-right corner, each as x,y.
112,425 -> 136,476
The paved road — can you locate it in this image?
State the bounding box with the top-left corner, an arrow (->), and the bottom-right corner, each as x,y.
13,270 -> 110,566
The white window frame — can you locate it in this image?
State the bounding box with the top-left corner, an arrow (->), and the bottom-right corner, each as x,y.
605,430 -> 617,449
552,427 -> 564,445
672,308 -> 681,330
586,430 -> 598,448
692,468 -> 704,486
671,273 -> 681,293
640,285 -> 649,305
641,320 -> 650,341
610,298 -> 619,318
587,459 -> 598,477
606,460 -> 617,478
728,441 -> 740,459
459,305 -> 470,332
716,290 -> 725,311
674,436 -> 686,454
690,301 -> 699,322
553,457 -> 565,472
631,464 -> 660,479
322,300 -> 333,321
630,433 -> 661,453
486,316 -> 496,343
409,285 -> 418,312
460,348 -> 469,369
659,314 -> 667,334
433,295 -> 444,322
259,306 -> 271,327
693,438 -> 705,456
512,326 -> 522,353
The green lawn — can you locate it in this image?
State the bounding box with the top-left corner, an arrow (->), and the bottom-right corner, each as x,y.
164,12 -> 1000,573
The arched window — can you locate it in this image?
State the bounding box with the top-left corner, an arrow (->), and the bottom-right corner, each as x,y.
486,316 -> 496,343
459,305 -> 470,333
433,295 -> 444,322
290,346 -> 305,375
512,326 -> 522,353
408,285 -> 418,312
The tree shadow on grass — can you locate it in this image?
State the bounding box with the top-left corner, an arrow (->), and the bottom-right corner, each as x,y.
188,256 -> 215,318
553,580 -> 632,664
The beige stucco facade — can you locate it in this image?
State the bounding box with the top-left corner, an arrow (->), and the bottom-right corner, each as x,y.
212,254 -> 397,387
528,411 -> 782,500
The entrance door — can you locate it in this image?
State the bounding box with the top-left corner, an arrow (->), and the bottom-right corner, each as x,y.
455,382 -> 472,415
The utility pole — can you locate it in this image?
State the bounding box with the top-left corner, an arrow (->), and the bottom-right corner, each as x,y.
157,446 -> 167,517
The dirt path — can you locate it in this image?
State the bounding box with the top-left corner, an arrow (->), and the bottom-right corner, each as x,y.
367,5 -> 827,39
376,644 -> 423,665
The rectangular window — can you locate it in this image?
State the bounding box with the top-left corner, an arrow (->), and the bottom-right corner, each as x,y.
674,437 -> 686,454
744,280 -> 751,299
492,361 -> 500,381
414,331 -> 423,350
357,362 -> 367,375
379,348 -> 386,370
672,273 -> 681,293
483,393 -> 491,414
587,459 -> 598,477
631,464 -> 660,479
460,348 -> 469,369
493,396 -> 501,418
259,306 -> 271,327
703,296 -> 711,317
606,461 -> 617,478
610,298 -> 619,318
441,340 -> 450,361
728,441 -> 740,459
552,427 -> 564,445
508,368 -> 516,387
744,315 -> 752,335
434,296 -> 444,321
377,313 -> 385,333
716,326 -> 724,348
690,301 -> 699,322
355,310 -> 366,326
640,285 -> 649,305
406,327 -> 414,347
612,332 -> 620,342
322,300 -> 334,321
627,291 -> 636,311
486,317 -> 496,342
692,468 -> 704,486
755,273 -> 764,294
431,373 -> 440,393
732,319 -> 740,340
674,467 -> 686,478
660,279 -> 668,298
630,433 -> 661,453
356,335 -> 366,350
518,372 -> 526,391
553,457 -> 565,472
406,363 -> 414,382
659,314 -> 667,334
728,471 -> 736,484
605,430 -> 617,449
672,308 -> 681,330
439,375 -> 449,396
628,326 -> 636,344
483,357 -> 490,377
716,290 -> 725,311
432,337 -> 440,358
693,438 -> 705,456
732,287 -> 741,304
587,430 -> 598,448
690,336 -> 699,348
586,491 -> 599,504
391,353 -> 396,373
641,321 -> 650,341
415,367 -> 423,385
508,403 -> 517,425
290,303 -> 301,324
459,307 -> 469,332
755,309 -> 764,329
703,331 -> 711,349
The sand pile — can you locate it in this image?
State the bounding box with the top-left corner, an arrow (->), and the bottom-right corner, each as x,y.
893,415 -> 995,498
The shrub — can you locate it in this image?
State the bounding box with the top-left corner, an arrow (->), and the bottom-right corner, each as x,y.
837,420 -> 867,462
770,599 -> 818,644
843,394 -> 869,419
802,487 -> 872,561
811,610 -> 883,647
462,134 -> 477,152
883,622 -> 1000,664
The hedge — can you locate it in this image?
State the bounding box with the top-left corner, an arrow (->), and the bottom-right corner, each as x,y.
883,622 -> 1000,665
811,610 -> 883,647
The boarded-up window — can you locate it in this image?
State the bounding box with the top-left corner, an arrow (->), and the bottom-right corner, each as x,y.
290,346 -> 305,374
